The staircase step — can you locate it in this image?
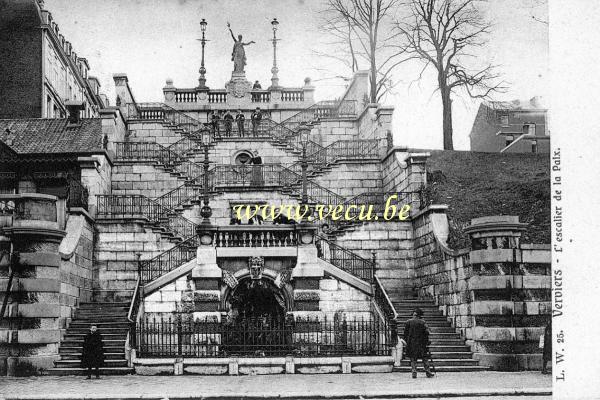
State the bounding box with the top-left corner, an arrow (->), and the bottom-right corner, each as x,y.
400,359 -> 480,367
67,328 -> 129,335
45,367 -> 134,376
393,365 -> 488,373
58,352 -> 125,360
428,345 -> 471,352
55,359 -> 128,368
63,333 -> 126,340
430,352 -> 479,359
59,346 -> 125,353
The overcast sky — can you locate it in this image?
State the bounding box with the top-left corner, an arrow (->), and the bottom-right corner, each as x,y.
45,0 -> 548,150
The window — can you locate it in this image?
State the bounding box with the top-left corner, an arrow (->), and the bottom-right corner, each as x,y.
531,140 -> 538,153
235,151 -> 253,165
499,114 -> 509,126
505,135 -> 514,147
523,123 -> 536,135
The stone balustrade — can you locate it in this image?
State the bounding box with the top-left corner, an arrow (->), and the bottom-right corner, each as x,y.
163,82 -> 315,111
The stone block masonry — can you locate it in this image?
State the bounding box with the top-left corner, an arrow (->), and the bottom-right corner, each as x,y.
111,163 -> 188,199
313,162 -> 382,198
411,210 -> 551,371
0,196 -> 96,375
94,221 -> 176,302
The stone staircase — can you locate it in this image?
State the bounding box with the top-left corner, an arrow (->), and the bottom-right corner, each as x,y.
391,299 -> 487,372
47,302 -> 133,376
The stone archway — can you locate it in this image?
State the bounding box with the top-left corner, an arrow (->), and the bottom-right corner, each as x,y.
226,278 -> 287,323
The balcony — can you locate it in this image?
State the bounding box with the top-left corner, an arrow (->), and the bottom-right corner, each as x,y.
0,194 -> 66,240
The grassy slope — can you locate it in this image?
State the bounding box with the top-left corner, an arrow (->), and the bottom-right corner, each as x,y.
417,150 -> 550,249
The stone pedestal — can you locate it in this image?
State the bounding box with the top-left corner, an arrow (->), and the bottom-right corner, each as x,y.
225,72 -> 252,108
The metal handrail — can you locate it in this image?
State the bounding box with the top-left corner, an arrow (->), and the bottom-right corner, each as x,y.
315,235 -> 375,283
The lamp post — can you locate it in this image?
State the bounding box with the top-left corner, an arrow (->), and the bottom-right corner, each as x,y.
269,18 -> 280,89
298,124 -> 311,208
198,18 -> 208,89
200,129 -> 212,220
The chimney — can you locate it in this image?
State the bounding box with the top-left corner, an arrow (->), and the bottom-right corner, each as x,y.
65,101 -> 85,125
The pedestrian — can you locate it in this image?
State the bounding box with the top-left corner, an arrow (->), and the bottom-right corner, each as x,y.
541,321 -> 552,374
250,151 -> 264,187
253,80 -> 262,89
403,308 -> 434,379
251,107 -> 262,137
235,109 -> 245,137
81,325 -> 105,379
223,109 -> 234,137
210,110 -> 221,138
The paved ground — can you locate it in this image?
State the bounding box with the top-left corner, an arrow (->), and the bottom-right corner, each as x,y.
0,371 -> 551,399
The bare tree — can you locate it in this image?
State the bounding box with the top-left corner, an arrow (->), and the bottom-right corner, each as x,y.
395,0 -> 506,150
318,0 -> 407,103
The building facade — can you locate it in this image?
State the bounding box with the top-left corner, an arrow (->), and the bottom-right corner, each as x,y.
469,99 -> 550,153
0,0 -> 106,119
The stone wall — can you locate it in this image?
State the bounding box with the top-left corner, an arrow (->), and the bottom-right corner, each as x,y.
411,209 -> 551,371
94,221 -> 176,302
0,195 -> 95,375
110,163 -> 188,198
313,120 -> 358,147
127,121 -> 184,147
312,161 -> 382,198
333,221 -> 414,292
382,150 -> 428,194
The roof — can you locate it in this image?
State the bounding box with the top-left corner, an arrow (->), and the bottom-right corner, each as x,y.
420,149 -> 550,249
483,97 -> 546,112
0,118 -> 103,154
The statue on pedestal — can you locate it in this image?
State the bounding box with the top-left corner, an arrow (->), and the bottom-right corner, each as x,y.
227,22 -> 255,74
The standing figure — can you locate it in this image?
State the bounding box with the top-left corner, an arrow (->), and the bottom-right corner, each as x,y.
235,109 -> 245,137
253,80 -> 262,89
210,111 -> 221,138
251,107 -> 262,137
250,151 -> 264,187
223,110 -> 234,137
542,321 -> 552,374
81,325 -> 105,379
403,308 -> 434,379
227,22 -> 255,73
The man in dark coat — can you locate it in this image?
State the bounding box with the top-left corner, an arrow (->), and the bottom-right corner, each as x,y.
82,325 -> 105,379
235,110 -> 245,137
251,107 -> 262,137
223,110 -> 234,137
542,321 -> 552,374
403,308 -> 434,378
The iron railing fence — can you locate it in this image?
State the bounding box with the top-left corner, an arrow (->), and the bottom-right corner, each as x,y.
373,276 -> 398,343
127,103 -> 203,136
115,142 -> 204,179
127,277 -> 143,349
210,164 -> 283,188
139,235 -> 199,285
154,180 -> 204,211
66,178 -> 89,210
137,315 -> 390,358
281,100 -> 358,132
96,195 -> 197,240
315,236 -> 375,283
